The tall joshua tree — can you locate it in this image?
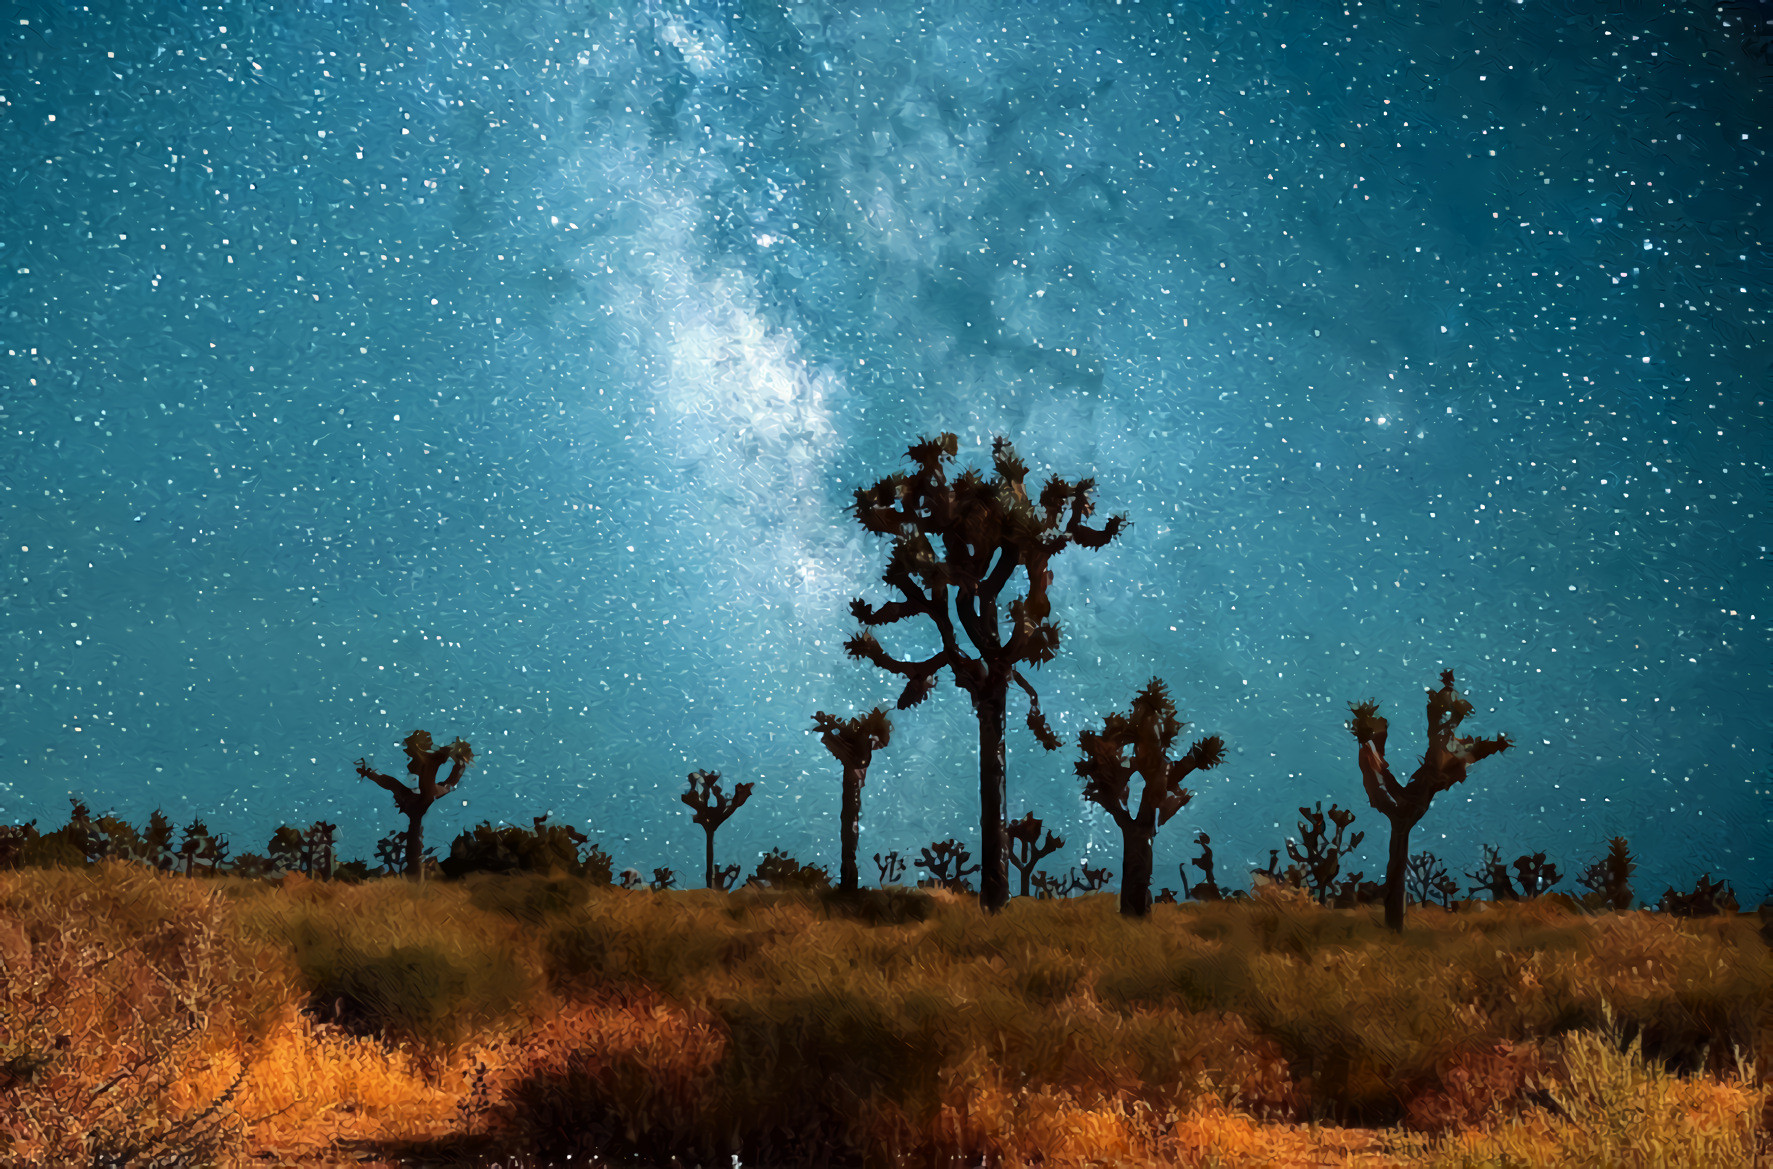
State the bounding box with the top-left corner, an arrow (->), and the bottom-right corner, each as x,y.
844,432 -> 1128,914
1075,677 -> 1226,918
810,708 -> 893,893
681,769 -> 754,890
1350,669 -> 1513,932
356,729 -> 474,883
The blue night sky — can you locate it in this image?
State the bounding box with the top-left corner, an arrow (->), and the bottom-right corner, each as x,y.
2,0 -> 1768,900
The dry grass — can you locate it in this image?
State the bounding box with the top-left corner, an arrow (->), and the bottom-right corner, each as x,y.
1,864 -> 1768,1168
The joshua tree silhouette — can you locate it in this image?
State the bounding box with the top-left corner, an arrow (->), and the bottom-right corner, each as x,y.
680,769 -> 753,890
844,432 -> 1127,914
809,708 -> 893,893
1073,677 -> 1225,917
1350,670 -> 1512,932
356,729 -> 474,883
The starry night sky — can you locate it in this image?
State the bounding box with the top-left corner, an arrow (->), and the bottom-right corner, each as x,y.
2,0 -> 1768,900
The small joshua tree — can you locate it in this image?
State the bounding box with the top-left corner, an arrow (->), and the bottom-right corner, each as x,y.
681,769 -> 754,890
267,825 -> 307,875
1285,801 -> 1365,906
810,707 -> 893,893
66,800 -> 102,864
1404,851 -> 1453,907
1511,851 -> 1562,898
1030,869 -> 1067,899
198,831 -> 230,876
874,849 -> 907,886
1005,812 -> 1065,898
1350,670 -> 1513,932
914,837 -> 981,892
356,729 -> 474,883
1465,843 -> 1519,901
650,867 -> 677,892
1576,836 -> 1637,912
1076,861 -> 1113,893
1185,832 -> 1223,901
1074,677 -> 1226,917
374,830 -> 409,876
303,821 -> 339,880
844,432 -> 1129,914
178,816 -> 212,878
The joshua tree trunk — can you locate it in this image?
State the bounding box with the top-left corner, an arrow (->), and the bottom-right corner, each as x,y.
1120,823 -> 1157,917
403,813 -> 427,885
975,679 -> 1010,913
1381,810 -> 1423,932
702,824 -> 717,891
839,763 -> 865,893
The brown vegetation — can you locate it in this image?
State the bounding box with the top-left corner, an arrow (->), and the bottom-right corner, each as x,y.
2,863 -> 1769,1167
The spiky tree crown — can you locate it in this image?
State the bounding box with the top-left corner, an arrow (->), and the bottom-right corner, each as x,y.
843,431 -> 1129,749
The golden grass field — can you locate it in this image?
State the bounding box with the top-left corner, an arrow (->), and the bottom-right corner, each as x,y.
1,861 -> 1769,1167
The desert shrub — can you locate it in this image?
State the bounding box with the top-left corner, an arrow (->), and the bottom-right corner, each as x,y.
1011,951 -> 1094,1007
814,883 -> 934,926
464,870 -> 592,925
292,930 -> 530,1049
439,814 -> 594,880
750,847 -> 831,892
540,898 -> 762,1000
0,864 -> 298,1166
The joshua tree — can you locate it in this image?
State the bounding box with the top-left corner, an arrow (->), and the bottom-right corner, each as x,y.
810,708 -> 893,893
356,729 -> 474,883
1005,811 -> 1065,898
914,837 -> 981,892
198,831 -> 230,875
1074,677 -> 1226,917
1285,801 -> 1365,906
178,816 -> 211,878
303,821 -> 339,880
844,432 -> 1129,914
1076,861 -> 1114,893
139,810 -> 177,872
1511,851 -> 1562,898
1404,851 -> 1453,907
1350,669 -> 1513,932
874,849 -> 907,886
374,830 -> 408,876
1186,832 -> 1223,900
650,867 -> 677,892
1576,836 -> 1637,911
267,825 -> 307,875
680,769 -> 754,890
1465,843 -> 1519,901
65,800 -> 102,864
